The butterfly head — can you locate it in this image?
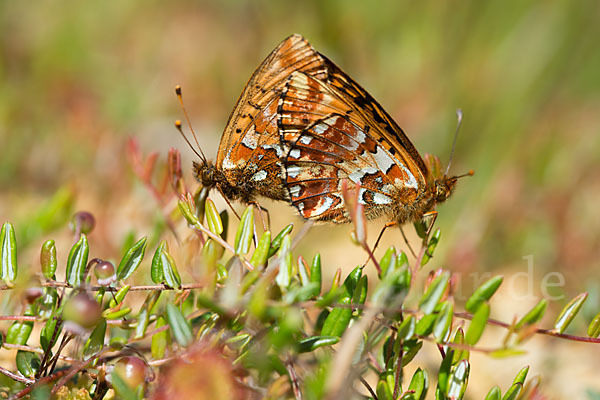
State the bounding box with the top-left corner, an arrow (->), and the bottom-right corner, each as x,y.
425,153 -> 473,204
193,159 -> 220,189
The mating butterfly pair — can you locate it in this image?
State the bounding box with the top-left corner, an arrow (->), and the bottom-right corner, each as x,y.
192,34 -> 465,226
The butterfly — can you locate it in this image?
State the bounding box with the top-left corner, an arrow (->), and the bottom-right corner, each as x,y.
191,34 -> 330,204
277,44 -> 470,225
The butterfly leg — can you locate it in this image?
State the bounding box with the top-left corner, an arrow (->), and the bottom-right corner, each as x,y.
372,221 -> 398,254
399,225 -> 417,258
249,201 -> 271,232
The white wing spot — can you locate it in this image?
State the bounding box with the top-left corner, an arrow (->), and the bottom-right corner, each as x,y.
289,185 -> 302,198
299,135 -> 313,145
311,196 -> 334,217
241,126 -> 258,149
313,123 -> 327,135
372,147 -> 396,173
263,143 -> 284,158
251,170 -> 268,181
289,149 -> 301,159
373,192 -> 393,205
287,165 -> 302,178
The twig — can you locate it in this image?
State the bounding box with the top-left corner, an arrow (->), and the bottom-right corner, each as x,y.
0,366 -> 34,385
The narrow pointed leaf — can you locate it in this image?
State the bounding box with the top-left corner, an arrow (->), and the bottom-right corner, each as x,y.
298,335 -> 340,352
65,234 -> 89,286
83,319 -> 106,359
398,315 -> 416,340
116,236 -> 147,280
587,311 -> 600,338
151,316 -> 169,359
204,199 -> 223,235
437,349 -> 454,394
16,351 -> 40,378
275,235 -> 292,290
452,327 -> 469,364
166,304 -> 192,347
465,276 -> 503,313
0,222 -> 18,282
501,383 -> 522,400
109,285 -> 131,308
512,365 -> 529,385
310,253 -> 322,295
446,359 -> 469,399
379,246 -> 396,277
321,297 -> 352,337
433,301 -> 454,342
160,246 -> 181,289
515,299 -> 548,329
484,386 -> 501,400
419,271 -> 450,314
466,302 -> 490,345
249,231 -> 271,267
407,368 -> 428,400
151,241 -> 166,283
554,292 -> 587,334
268,223 -> 293,257
234,206 -> 254,255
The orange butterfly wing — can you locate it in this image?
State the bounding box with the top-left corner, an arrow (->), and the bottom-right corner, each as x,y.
215,34 -> 328,200
279,71 -> 428,222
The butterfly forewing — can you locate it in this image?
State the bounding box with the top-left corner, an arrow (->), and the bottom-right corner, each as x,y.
279,71 -> 429,223
215,35 -> 328,200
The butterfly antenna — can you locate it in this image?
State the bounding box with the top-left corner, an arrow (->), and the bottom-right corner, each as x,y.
175,85 -> 207,163
456,169 -> 475,179
445,109 -> 463,176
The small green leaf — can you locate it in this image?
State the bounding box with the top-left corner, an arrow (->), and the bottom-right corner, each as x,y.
343,266 -> 363,298
310,253 -> 322,296
465,276 -> 503,313
275,235 -> 293,290
109,285 -> 131,308
452,327 -> 469,364
587,311 -> 600,338
151,241 -> 181,288
554,292 -> 588,334
40,312 -> 61,352
151,241 -> 166,284
407,367 -> 428,400
40,240 -> 57,279
219,210 -> 229,240
466,302 -> 490,345
419,271 -> 450,314
103,307 -> 132,319
415,314 -> 437,336
421,228 -> 441,266
501,383 -> 522,400
321,297 -> 352,337
178,197 -> 200,226
116,236 -> 147,281
7,307 -> 35,345
512,365 -> 529,385
484,386 -> 501,400
268,223 -> 293,257
16,351 -> 40,378
83,319 -> 107,359
65,234 -> 89,286
515,299 -> 548,329
377,376 -> 394,400
398,315 -> 416,340
446,359 -> 469,399
379,246 -> 396,277
151,316 -> 169,359
249,230 -> 271,268
433,301 -> 454,342
0,222 -> 18,282
204,199 -> 223,235
166,303 -> 193,347
234,206 -> 254,255
353,275 -> 368,306
437,349 -> 454,394
401,339 -> 423,367
298,335 -> 340,352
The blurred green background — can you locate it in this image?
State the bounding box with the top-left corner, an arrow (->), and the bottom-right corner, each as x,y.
1,0 -> 599,397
